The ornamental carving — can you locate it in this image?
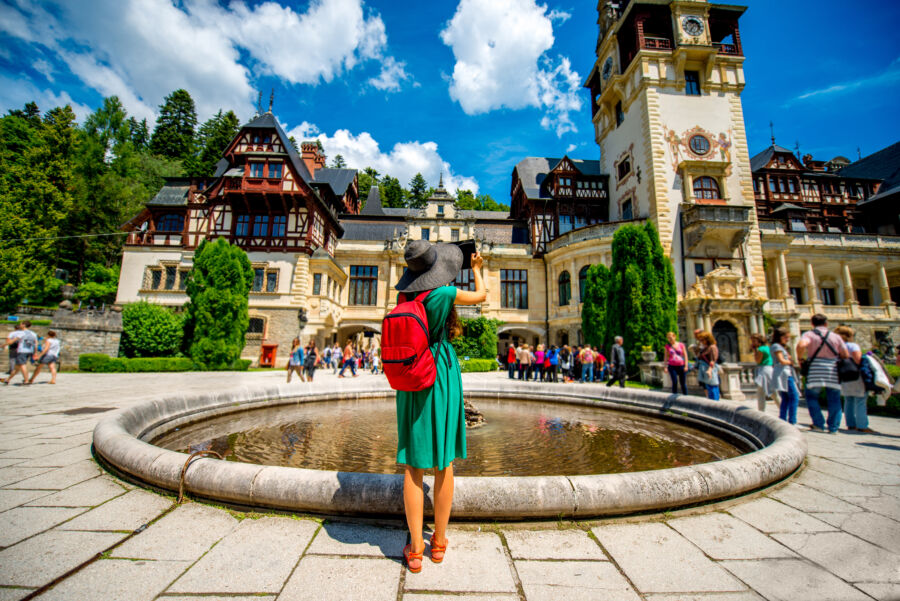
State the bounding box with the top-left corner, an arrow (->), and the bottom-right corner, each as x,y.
664,125 -> 733,175
683,267 -> 766,301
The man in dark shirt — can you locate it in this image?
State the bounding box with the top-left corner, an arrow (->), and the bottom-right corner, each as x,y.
607,336 -> 627,388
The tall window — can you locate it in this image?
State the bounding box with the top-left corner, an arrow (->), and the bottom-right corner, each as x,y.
437,205 -> 444,216
451,228 -> 460,242
269,162 -> 283,179
252,215 -> 269,237
151,270 -> 162,289
453,268 -> 475,291
249,162 -> 264,178
821,287 -> 836,306
685,70 -> 700,95
349,265 -> 378,305
790,287 -> 803,305
501,269 -> 528,309
622,198 -> 633,220
235,215 -> 250,236
272,215 -> 286,237
579,265 -> 589,301
558,271 -> 571,306
617,157 -> 631,181
164,266 -> 177,290
266,271 -> 277,293
313,273 -> 322,295
421,227 -> 430,241
252,268 -> 265,291
693,176 -> 720,200
156,214 -> 183,232
615,101 -> 624,127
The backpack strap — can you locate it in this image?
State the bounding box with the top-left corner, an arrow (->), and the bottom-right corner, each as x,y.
398,290 -> 432,304
808,329 -> 834,362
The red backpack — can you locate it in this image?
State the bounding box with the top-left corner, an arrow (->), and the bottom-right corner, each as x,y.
381,291 -> 437,392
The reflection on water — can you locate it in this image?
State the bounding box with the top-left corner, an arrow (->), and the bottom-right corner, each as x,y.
152,398 -> 741,476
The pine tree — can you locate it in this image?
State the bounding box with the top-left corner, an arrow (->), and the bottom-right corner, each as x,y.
186,110 -> 239,176
380,175 -> 405,208
184,238 -> 253,369
357,167 -> 378,205
332,154 -> 346,168
581,264 -> 610,350
128,117 -> 149,150
407,173 -> 428,208
149,89 -> 197,161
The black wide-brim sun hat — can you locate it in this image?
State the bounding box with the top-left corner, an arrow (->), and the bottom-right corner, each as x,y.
395,239 -> 464,293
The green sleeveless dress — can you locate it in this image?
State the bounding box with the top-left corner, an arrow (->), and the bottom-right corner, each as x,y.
395,285 -> 467,470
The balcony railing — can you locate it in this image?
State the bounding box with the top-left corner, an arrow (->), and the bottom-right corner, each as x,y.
714,42 -> 740,55
643,36 -> 673,50
681,204 -> 751,228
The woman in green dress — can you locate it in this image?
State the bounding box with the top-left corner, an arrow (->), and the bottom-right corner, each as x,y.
394,239 -> 486,573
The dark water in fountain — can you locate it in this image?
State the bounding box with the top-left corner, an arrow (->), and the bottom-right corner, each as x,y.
152,398 -> 741,476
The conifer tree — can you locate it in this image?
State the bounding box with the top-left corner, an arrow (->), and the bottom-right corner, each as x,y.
186,109 -> 239,176
380,174 -> 405,208
581,264 -> 611,350
183,238 -> 253,369
149,89 -> 197,161
407,173 -> 428,208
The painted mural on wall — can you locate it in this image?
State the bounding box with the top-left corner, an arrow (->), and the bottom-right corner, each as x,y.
664,125 -> 734,175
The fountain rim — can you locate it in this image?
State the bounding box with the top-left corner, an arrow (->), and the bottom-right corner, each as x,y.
92,380 -> 807,519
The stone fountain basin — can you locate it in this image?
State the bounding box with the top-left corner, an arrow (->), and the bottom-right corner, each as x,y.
92,380 -> 806,519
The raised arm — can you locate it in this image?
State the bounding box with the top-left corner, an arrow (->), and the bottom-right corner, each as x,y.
455,252 -> 487,306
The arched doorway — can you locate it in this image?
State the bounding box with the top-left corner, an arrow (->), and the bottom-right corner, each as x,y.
713,320 -> 739,363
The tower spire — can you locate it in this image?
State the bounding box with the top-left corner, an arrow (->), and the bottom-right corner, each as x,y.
439,171 -> 444,189
769,121 -> 775,146
268,88 -> 274,113
256,91 -> 262,116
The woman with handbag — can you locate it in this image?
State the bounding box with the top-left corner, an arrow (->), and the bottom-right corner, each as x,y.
696,331 -> 720,400
796,314 -> 848,433
771,327 -> 800,425
834,326 -> 875,433
392,240 -> 486,573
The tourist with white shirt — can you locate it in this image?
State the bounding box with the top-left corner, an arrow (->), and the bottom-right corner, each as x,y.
2,320 -> 37,385
29,330 -> 61,385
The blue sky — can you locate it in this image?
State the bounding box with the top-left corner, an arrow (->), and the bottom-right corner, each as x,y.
1,0 -> 898,202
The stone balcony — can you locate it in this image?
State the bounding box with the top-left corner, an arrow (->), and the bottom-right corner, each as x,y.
681,203 -> 753,253
758,221 -> 900,250
766,297 -> 897,321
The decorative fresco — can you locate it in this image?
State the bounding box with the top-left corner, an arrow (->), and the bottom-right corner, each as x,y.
664,125 -> 733,175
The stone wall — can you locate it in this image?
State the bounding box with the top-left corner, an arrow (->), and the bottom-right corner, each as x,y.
242,307 -> 304,368
51,308 -> 122,370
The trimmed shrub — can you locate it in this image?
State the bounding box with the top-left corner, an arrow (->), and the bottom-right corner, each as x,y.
1,319 -> 51,325
120,301 -> 183,358
459,358 -> 499,372
78,353 -> 112,372
184,238 -> 252,369
451,316 -> 502,360
78,355 -> 250,373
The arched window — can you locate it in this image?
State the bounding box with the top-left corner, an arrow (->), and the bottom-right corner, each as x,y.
693,176 -> 720,200
558,271 -> 571,306
156,213 -> 183,232
579,266 -> 590,302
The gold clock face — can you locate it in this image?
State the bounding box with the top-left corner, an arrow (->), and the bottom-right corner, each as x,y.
682,16 -> 703,37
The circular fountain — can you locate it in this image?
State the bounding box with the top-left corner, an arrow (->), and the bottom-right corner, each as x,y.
92,379 -> 806,519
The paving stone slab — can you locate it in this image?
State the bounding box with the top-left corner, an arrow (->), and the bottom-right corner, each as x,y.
0,443 -> 79,461
0,459 -> 25,469
0,489 -> 51,512
769,484 -> 862,513
3,460 -> 100,490
808,457 -> 900,485
794,469 -> 883,500
727,498 -> 836,533
772,531 -> 900,583
159,597 -> 275,601
667,512 -> 796,560
403,530 -> 517,593
592,523 -> 744,593
856,582 -> 900,601
515,560 -> 640,601
645,594 -> 765,601
33,558 -> 190,601
168,517 -> 318,593
721,559 -> 871,601
0,466 -> 55,487
403,595 -> 518,601
809,512 -> 851,528
306,521 -> 407,558
0,530 -> 124,587
59,488 -> 171,532
113,502 -> 238,561
15,446 -> 93,468
502,529 -> 607,560
0,588 -> 34,601
849,494 -> 900,520
279,556 -> 400,601
0,506 -> 85,547
840,511 -> 900,554
24,477 -> 127,507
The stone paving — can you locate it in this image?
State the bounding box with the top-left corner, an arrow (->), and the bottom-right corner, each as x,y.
0,370 -> 897,600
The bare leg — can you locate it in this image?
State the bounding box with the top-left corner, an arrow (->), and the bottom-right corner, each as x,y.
432,462 -> 454,557
49,362 -> 57,384
28,363 -> 43,384
403,465 -> 425,567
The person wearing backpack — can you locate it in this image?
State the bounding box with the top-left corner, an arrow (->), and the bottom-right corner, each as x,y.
796,314 -> 848,433
2,320 -> 37,385
388,239 -> 485,574
579,345 -> 594,383
834,326 -> 875,433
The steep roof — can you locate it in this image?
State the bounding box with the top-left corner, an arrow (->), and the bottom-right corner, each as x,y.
749,145 -> 795,172
341,221 -> 406,241
513,156 -> 603,199
360,185 -> 385,216
241,111 -> 314,183
147,179 -> 191,207
313,168 -> 356,197
839,141 -> 900,206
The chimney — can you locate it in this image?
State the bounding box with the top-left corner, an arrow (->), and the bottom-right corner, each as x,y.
301,141 -> 318,175
315,148 -> 326,170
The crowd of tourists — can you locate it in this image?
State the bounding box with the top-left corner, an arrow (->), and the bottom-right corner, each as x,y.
287,338 -> 380,383
3,321 -> 60,385
503,337 -> 628,387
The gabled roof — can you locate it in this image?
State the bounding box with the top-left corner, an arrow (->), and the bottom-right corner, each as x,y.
313,168 -> 356,197
513,156 -> 604,200
749,145 -> 796,172
770,202 -> 808,214
341,221 -> 406,241
241,111 -> 314,183
147,179 -> 191,207
360,185 -> 385,216
838,141 -> 900,181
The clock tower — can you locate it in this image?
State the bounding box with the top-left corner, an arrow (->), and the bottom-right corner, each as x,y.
585,0 -> 767,360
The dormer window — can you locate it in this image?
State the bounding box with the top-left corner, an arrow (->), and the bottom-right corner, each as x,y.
156,214 -> 183,232
249,162 -> 264,178
262,134 -> 271,144
437,205 -> 444,216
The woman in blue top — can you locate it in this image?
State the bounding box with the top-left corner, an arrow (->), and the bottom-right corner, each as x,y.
287,338 -> 304,383
547,345 -> 560,382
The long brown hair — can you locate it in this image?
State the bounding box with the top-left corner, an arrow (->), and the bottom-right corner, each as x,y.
447,307 -> 462,340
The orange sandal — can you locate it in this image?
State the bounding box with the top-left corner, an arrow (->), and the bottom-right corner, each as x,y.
403,543 -> 423,573
429,535 -> 448,563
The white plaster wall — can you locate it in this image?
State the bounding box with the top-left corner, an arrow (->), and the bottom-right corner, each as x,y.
600,95 -> 652,220
116,249 -> 185,304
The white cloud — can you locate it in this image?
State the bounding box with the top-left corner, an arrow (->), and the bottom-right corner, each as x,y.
33,58 -> 54,82
0,73 -> 92,121
289,123 -> 479,195
793,56 -> 900,102
547,9 -> 571,23
368,57 -> 413,92
565,143 -> 577,153
1,0 -> 409,127
440,0 -> 582,137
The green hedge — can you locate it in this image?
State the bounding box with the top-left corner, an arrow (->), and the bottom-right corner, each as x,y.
459,358 -> 499,373
2,319 -> 51,325
78,354 -> 250,373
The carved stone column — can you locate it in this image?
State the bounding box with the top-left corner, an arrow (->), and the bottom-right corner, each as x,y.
777,251 -> 790,299
804,261 -> 818,307
878,263 -> 893,306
